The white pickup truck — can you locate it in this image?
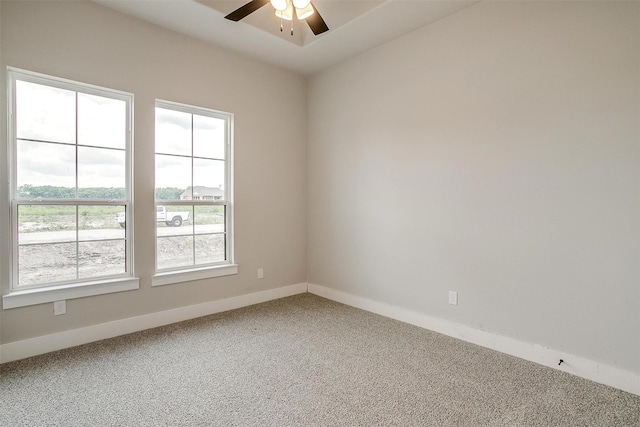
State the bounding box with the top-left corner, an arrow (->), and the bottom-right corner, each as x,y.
116,206 -> 190,228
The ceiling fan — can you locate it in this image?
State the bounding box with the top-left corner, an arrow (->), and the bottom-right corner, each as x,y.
225,0 -> 329,36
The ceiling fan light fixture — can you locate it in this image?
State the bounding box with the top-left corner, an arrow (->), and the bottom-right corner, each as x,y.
270,0 -> 288,11
292,0 -> 311,9
225,0 -> 328,36
275,1 -> 294,21
295,3 -> 314,20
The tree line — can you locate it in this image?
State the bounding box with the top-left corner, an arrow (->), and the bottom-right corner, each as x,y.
17,185 -> 184,200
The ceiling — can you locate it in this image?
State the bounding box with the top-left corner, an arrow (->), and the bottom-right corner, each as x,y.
93,0 -> 479,75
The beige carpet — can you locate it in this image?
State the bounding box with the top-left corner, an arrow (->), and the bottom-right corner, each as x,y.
1,294 -> 638,426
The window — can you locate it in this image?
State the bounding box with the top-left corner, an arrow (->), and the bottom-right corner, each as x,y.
153,100 -> 234,284
5,69 -> 136,305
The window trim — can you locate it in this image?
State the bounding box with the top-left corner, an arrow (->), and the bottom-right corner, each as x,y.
3,68 -> 136,307
152,99 -> 235,282
151,264 -> 238,287
2,277 -> 140,309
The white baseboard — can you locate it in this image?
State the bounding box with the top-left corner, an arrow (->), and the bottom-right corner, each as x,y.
308,283 -> 640,396
0,282 -> 308,364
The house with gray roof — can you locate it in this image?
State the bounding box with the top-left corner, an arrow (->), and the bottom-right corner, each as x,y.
180,186 -> 224,201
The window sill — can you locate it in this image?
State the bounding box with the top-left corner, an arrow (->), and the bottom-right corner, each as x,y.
152,264 -> 238,287
2,277 -> 140,309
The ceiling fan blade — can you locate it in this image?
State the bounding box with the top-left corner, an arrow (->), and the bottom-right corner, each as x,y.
225,0 -> 270,22
305,2 -> 329,35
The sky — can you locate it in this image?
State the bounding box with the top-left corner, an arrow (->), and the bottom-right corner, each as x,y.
15,81 -> 226,193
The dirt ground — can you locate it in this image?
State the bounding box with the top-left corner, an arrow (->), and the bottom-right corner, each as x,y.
18,234 -> 225,286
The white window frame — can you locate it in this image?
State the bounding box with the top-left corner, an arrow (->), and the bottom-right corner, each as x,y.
152,100 -> 236,287
2,68 -> 138,309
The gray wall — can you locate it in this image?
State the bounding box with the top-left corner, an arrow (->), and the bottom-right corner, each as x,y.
0,1 -> 308,343
307,1 -> 639,374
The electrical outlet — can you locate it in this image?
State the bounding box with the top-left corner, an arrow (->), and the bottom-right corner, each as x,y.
54,300 -> 66,315
448,291 -> 458,306
257,268 -> 264,279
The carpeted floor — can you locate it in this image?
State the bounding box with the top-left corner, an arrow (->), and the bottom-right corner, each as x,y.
1,294 -> 638,426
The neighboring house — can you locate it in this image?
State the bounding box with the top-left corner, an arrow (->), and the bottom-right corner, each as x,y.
180,186 -> 224,201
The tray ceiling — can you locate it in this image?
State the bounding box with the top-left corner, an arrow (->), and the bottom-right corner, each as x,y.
93,0 -> 478,75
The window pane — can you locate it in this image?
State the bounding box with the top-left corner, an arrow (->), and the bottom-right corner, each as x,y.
78,93 -> 126,149
78,146 -> 126,193
193,115 -> 225,159
79,205 -> 125,240
18,205 -> 76,245
195,234 -> 226,264
157,235 -> 194,270
16,80 -> 75,144
16,205 -> 128,286
18,243 -> 77,286
194,205 -> 225,234
79,240 -> 126,278
155,108 -> 191,156
193,159 -> 224,195
155,154 -> 191,196
17,140 -> 76,192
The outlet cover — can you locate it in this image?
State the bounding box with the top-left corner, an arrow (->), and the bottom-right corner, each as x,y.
448,291 -> 458,306
54,300 -> 66,315
257,268 -> 264,279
